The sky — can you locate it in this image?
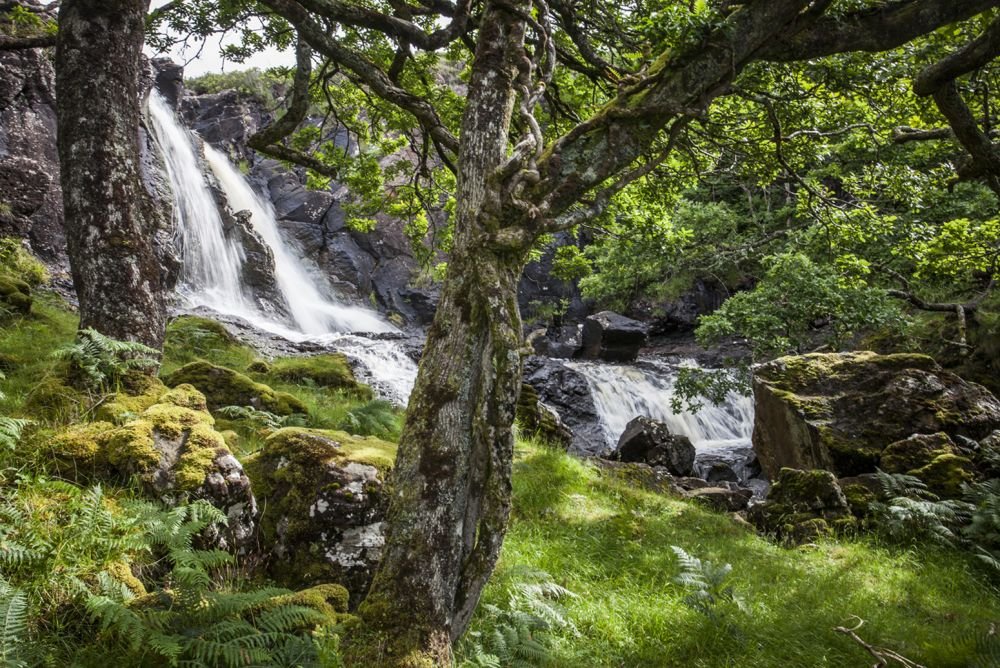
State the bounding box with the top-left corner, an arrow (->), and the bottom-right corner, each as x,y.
147,1 -> 296,77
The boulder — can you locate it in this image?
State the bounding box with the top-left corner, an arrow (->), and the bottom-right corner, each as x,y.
49,384 -> 258,551
688,486 -> 753,512
613,416 -> 696,477
244,428 -> 395,606
229,210 -> 288,318
747,468 -> 854,543
0,274 -> 31,314
522,357 -> 606,455
752,352 -> 1000,478
516,383 -> 573,448
267,353 -> 373,398
165,361 -> 308,415
580,311 -> 648,362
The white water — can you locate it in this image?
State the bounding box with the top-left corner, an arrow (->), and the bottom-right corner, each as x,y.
567,359 -> 754,451
149,92 -> 417,404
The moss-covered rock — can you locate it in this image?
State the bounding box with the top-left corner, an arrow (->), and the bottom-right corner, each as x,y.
164,361 -> 308,415
880,432 -> 957,474
268,354 -> 373,399
94,378 -> 167,424
49,421 -> 116,471
0,273 -> 31,315
753,352 -> 1000,478
105,561 -> 146,597
911,453 -> 975,499
277,583 -> 351,624
24,376 -> 85,421
748,468 -> 853,544
245,427 -> 396,605
246,360 -> 271,374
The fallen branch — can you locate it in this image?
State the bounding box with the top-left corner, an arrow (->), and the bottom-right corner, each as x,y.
834,616 -> 927,668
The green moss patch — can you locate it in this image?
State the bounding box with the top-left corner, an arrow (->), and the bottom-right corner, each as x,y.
268,354 -> 373,399
164,361 -> 308,416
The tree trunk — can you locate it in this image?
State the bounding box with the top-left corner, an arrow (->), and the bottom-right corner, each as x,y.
56,0 -> 169,350
346,1 -> 529,664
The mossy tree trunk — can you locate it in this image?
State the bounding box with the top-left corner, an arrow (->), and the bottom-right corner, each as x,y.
345,2 -> 531,665
56,0 -> 170,351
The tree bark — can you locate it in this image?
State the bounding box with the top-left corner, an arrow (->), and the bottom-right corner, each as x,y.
344,1 -> 529,665
56,0 -> 170,350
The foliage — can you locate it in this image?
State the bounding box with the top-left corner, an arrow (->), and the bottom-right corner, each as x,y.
52,328 -> 159,391
0,576 -> 27,668
185,68 -> 290,106
670,364 -> 752,412
964,479 -> 1000,572
337,399 -> 401,441
870,470 -> 973,547
0,416 -> 30,452
671,546 -> 746,624
0,239 -> 48,287
216,404 -> 308,431
457,566 -> 576,668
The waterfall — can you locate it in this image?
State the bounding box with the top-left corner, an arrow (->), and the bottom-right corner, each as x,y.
566,359 -> 754,452
148,91 -> 417,404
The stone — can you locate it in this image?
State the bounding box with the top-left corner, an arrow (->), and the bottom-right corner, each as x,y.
747,468 -> 854,543
244,428 -> 396,606
267,353 -> 373,398
688,486 -> 753,512
522,357 -> 606,456
613,416 -> 696,476
516,383 -> 573,448
752,352 -> 1000,478
580,311 -> 649,362
0,274 -> 31,314
880,432 -> 957,475
165,361 -> 308,415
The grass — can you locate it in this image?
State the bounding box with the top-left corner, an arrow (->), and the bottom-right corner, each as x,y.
470,440 -> 1000,667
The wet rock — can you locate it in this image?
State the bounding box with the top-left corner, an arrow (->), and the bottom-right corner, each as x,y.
580,311 -> 649,362
151,57 -> 184,109
613,416 -> 696,477
228,209 -> 288,317
244,427 -> 395,606
752,352 -> 1000,478
530,324 -> 582,359
522,357 -> 606,456
516,383 -> 573,448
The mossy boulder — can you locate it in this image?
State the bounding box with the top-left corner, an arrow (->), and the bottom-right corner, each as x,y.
516,383 -> 573,448
268,354 -> 373,399
245,427 -> 396,605
911,453 -> 975,499
0,273 -> 31,314
753,352 -> 1000,478
246,360 -> 271,374
880,432 -> 957,474
276,583 -> 352,626
94,377 -> 168,424
748,468 -> 854,544
48,385 -> 258,552
164,361 -> 308,415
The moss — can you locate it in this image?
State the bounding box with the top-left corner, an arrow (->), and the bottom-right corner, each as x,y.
141,403 -> 214,438
164,361 -> 308,415
102,420 -> 159,473
280,583 -> 351,618
174,423 -> 227,492
105,561 -> 146,597
246,360 -> 271,374
49,421 -> 115,468
23,376 -> 86,422
264,427 -> 397,475
841,483 -> 876,517
219,429 -> 241,450
910,453 -> 975,499
0,273 -> 32,314
268,354 -> 373,398
880,433 -> 955,474
94,379 -> 167,424
158,383 -> 208,411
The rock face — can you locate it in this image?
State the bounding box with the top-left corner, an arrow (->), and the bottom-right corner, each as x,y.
522,357 -> 606,455
752,352 -> 1000,479
580,311 -> 649,362
613,416 -> 696,477
244,428 -> 395,606
0,43 -> 64,263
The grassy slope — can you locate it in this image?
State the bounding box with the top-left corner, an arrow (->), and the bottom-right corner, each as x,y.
478,442 -> 1000,667
2,293 -> 998,666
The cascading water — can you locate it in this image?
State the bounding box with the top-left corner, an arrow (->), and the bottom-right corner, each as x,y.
149,91 -> 417,404
567,359 -> 754,452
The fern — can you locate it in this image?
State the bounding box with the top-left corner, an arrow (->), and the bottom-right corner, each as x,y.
671,546 -> 746,621
870,470 -> 973,546
51,328 -> 159,390
457,567 -> 575,668
0,417 -> 29,452
337,399 -> 400,440
0,577 -> 27,668
217,405 -> 307,431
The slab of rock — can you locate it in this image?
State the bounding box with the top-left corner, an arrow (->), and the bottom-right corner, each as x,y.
614,416 -> 695,477
689,486 -> 753,512
580,311 -> 648,362
752,352 -> 1000,478
517,383 -> 573,448
747,468 -> 854,543
523,357 -> 606,456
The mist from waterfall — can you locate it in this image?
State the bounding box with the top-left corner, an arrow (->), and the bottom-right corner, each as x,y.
148,91 -> 417,404
567,359 -> 754,451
